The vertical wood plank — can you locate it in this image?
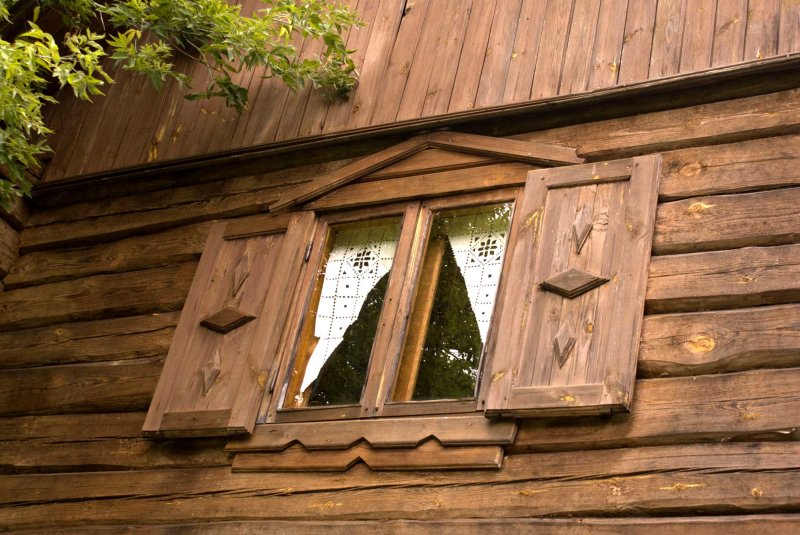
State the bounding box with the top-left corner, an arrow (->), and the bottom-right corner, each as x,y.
370,0 -> 432,125
711,0 -> 747,67
419,0 -> 474,116
778,0 -> 800,54
618,0 -> 658,84
530,0 -> 575,99
744,0 -> 781,60
346,0 -> 405,129
649,0 -> 688,78
679,0 -> 717,72
321,0 -> 381,134
559,0 -> 602,95
396,0 -> 454,121
275,39 -> 327,142
587,0 -> 628,91
501,0 -> 549,103
474,0 -> 524,108
447,0 -> 499,112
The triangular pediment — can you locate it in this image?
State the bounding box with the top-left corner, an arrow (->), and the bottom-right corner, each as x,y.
269,132 -> 582,212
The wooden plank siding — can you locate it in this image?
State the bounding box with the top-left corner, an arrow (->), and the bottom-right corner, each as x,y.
40,0 -> 800,182
4,86 -> 800,527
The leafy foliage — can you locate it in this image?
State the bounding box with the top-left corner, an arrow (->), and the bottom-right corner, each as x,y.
0,0 -> 361,209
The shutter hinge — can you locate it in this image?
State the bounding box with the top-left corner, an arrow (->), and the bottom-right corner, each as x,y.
303,238 -> 314,262
268,368 -> 279,394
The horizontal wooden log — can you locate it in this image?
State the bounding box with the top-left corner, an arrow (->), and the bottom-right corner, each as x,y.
645,244 -> 800,314
0,357 -> 163,417
0,412 -> 228,474
515,367 -> 800,453
0,195 -> 28,230
639,305 -> 800,378
652,188 -> 800,255
520,88 -> 800,160
0,312 -> 178,369
306,163 -> 528,211
1,444 -> 799,528
26,516 -> 800,534
659,133 -> 800,200
22,160 -> 354,252
6,222 -> 210,290
0,262 -> 195,332
0,217 -> 19,279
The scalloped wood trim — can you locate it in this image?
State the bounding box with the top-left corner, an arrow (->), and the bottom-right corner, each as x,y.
231,439 -> 504,472
225,415 -> 517,452
269,132 -> 582,212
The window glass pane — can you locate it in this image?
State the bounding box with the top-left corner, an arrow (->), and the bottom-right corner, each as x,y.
285,217 -> 402,408
392,203 -> 513,402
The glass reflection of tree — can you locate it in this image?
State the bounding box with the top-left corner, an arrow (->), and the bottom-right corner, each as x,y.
412,238 -> 481,400
306,274 -> 388,406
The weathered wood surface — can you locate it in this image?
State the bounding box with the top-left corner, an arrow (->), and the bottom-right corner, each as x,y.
0,312 -> 178,369
233,441 -> 504,472
1,443 -> 799,528
41,0 -> 800,182
0,357 -> 162,417
0,262 -> 195,332
639,304 -> 800,378
0,412 -> 229,474
515,368 -> 800,453
652,187 -> 800,254
17,516 -> 800,534
0,217 -> 19,279
6,223 -> 210,289
520,88 -> 800,159
646,244 -> 800,314
659,133 -> 800,200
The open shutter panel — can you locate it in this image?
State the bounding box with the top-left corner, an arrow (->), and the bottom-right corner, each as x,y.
485,155 -> 661,417
143,212 -> 316,437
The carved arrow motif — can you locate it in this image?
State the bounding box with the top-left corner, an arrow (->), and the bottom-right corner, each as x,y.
553,317 -> 576,368
202,349 -> 222,396
572,204 -> 593,254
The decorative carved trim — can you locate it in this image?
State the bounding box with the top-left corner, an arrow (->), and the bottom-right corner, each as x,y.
202,349 -> 222,396
553,317 -> 576,367
572,204 -> 593,253
540,267 -> 609,299
231,251 -> 250,298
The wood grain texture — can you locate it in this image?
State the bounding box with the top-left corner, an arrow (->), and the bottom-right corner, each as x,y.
649,0 -> 687,78
711,0 -> 747,67
658,133 -> 800,200
0,262 -> 195,332
232,440 -> 504,472
652,187 -> 800,254
0,217 -> 19,278
227,415 -> 516,451
516,367 -> 800,452
679,0 -> 716,73
0,312 -> 178,369
744,0 -> 781,60
646,244 -> 800,313
15,516 -> 800,534
6,222 -> 210,289
2,444 -> 799,528
639,304 -> 800,377
617,0 -> 658,84
0,412 -> 229,474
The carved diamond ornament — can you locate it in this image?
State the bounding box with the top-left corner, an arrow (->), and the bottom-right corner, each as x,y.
553,317 -> 576,367
200,307 -> 256,334
202,349 -> 222,395
540,267 -> 609,299
231,251 -> 251,298
572,204 -> 593,253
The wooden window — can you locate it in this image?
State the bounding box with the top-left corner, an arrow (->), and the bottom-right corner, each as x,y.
144,149 -> 661,440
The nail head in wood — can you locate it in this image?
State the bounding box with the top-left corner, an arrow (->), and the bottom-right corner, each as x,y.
200,307 -> 256,334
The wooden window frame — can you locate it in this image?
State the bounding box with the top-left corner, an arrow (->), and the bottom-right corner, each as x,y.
259,187 -> 522,425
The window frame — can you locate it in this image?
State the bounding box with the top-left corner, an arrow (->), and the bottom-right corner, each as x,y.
259,187 -> 522,425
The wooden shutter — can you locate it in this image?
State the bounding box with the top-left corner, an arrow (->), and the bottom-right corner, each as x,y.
143,212 -> 316,437
484,155 -> 661,417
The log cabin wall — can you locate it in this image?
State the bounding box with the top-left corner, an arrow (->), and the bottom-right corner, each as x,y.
2,85 -> 800,530
41,0 -> 800,182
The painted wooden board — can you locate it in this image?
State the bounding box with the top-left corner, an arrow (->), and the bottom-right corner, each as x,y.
485,156 -> 661,417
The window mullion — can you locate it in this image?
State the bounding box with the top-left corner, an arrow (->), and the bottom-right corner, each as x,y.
363,201 -> 427,417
